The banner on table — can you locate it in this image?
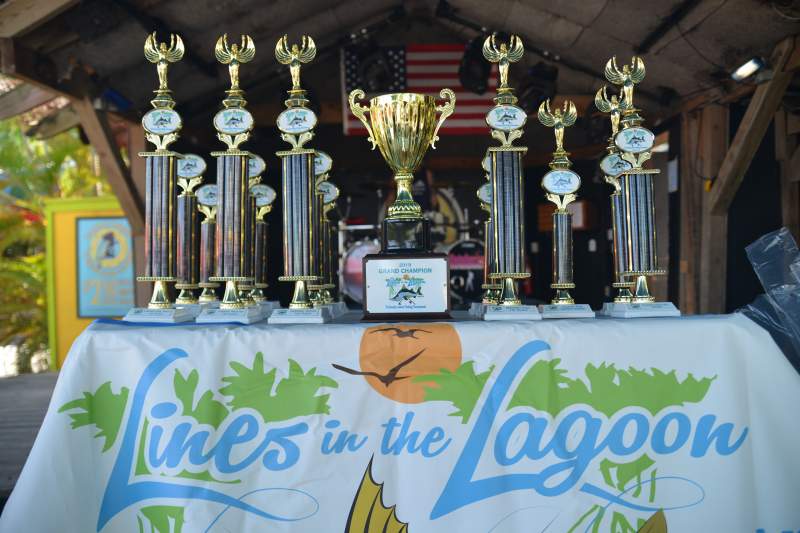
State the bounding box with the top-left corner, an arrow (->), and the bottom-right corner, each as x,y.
1,316 -> 798,532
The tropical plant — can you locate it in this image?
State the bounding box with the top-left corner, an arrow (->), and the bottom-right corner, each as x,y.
0,117 -> 109,373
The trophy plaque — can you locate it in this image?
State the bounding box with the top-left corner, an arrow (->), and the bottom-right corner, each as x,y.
601,57 -> 679,318
480,34 -> 541,321
197,34 -> 266,324
269,34 -> 331,324
537,100 -> 595,319
124,32 -> 193,323
348,89 -> 455,320
196,184 -> 220,306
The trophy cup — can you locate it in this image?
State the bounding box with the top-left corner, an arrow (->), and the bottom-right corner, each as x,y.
124,32 -> 192,323
268,35 -> 331,324
537,100 -> 595,318
595,85 -> 636,315
602,56 -> 679,318
174,154 -> 205,312
196,184 -> 219,305
348,88 -> 455,319
480,34 -> 540,320
197,34 -> 265,324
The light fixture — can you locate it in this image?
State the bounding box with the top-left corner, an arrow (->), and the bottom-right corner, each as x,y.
731,57 -> 765,82
517,62 -> 558,114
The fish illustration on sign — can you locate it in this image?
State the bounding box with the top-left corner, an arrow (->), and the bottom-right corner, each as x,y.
225,115 -> 244,127
289,114 -> 307,127
345,458 -> 408,533
390,286 -> 422,303
628,133 -> 646,145
153,115 -> 172,127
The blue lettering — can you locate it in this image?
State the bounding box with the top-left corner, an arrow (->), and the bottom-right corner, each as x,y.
651,412 -> 690,454
691,414 -> 748,457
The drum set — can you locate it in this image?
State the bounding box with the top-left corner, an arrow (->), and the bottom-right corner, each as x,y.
338,183 -> 485,308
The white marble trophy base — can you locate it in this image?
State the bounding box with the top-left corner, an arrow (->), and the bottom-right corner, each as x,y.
195,305 -> 267,324
539,303 -> 596,319
174,303 -> 205,318
469,302 -> 485,317
603,301 -> 681,318
268,307 -> 331,324
123,307 -> 195,323
483,304 -> 542,321
254,300 -> 279,313
330,301 -> 348,317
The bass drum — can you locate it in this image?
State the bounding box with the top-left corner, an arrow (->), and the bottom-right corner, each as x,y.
341,239 -> 380,305
446,238 -> 485,307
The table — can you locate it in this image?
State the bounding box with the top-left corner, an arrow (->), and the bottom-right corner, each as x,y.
1,313 -> 798,532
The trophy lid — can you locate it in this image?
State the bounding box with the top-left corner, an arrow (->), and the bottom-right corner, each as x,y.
197,184 -> 218,206
177,154 -> 206,178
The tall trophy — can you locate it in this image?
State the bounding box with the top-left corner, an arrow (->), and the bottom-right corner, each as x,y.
309,152 -> 344,316
317,171 -> 346,316
348,89 -> 455,319
236,154 -> 266,308
480,34 -> 540,320
470,174 -> 500,317
197,34 -> 266,324
248,156 -> 278,311
269,35 -> 331,324
196,184 -> 219,304
174,154 -> 204,310
124,32 -> 192,323
537,100 -> 595,318
601,56 -> 679,318
595,85 -> 636,313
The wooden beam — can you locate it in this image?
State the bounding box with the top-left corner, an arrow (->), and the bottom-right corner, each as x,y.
679,110 -> 703,314
0,0 -> 77,38
698,104 -> 730,314
709,36 -> 798,215
73,97 -> 144,234
776,107 -> 800,242
0,83 -> 54,120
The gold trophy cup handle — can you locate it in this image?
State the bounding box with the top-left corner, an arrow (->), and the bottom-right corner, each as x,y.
348,89 -> 377,150
431,88 -> 456,149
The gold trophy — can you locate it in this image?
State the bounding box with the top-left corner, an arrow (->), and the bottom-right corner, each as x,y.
348,89 -> 455,319
124,32 -> 193,323
601,56 -> 679,318
537,100 -> 595,318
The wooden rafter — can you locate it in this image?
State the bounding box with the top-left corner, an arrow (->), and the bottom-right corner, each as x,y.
0,0 -> 78,38
72,97 -> 144,234
709,35 -> 799,215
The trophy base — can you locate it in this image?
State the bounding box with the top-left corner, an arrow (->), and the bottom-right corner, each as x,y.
469,302 -> 486,318
268,307 -> 331,324
601,301 -> 681,318
482,304 -> 542,321
123,307 -> 195,323
381,218 -> 431,253
539,303 -> 596,319
195,305 -> 268,324
316,301 -> 348,318
362,252 -> 450,320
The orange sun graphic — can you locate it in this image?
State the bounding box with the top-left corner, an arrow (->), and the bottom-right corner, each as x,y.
357,323 -> 462,403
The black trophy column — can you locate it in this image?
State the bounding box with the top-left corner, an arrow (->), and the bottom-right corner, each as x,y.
145,155 -> 176,279
215,154 -> 249,279
280,152 -> 314,278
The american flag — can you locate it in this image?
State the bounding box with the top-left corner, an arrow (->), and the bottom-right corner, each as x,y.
341,44 -> 498,135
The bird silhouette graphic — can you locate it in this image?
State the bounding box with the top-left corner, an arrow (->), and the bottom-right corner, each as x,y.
370,327 -> 431,339
332,349 -> 425,387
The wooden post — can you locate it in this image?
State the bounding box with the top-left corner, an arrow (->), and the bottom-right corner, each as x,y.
679,110 -> 703,314
710,36 -> 798,215
698,104 -> 730,313
776,108 -> 800,242
73,97 -> 144,235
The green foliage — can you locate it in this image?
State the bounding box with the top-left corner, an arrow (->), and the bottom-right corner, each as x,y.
137,505 -> 184,533
0,118 -> 110,372
59,381 -> 129,452
173,369 -> 229,429
508,358 -> 715,417
414,361 -> 494,423
600,454 -> 655,497
219,353 -> 338,422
